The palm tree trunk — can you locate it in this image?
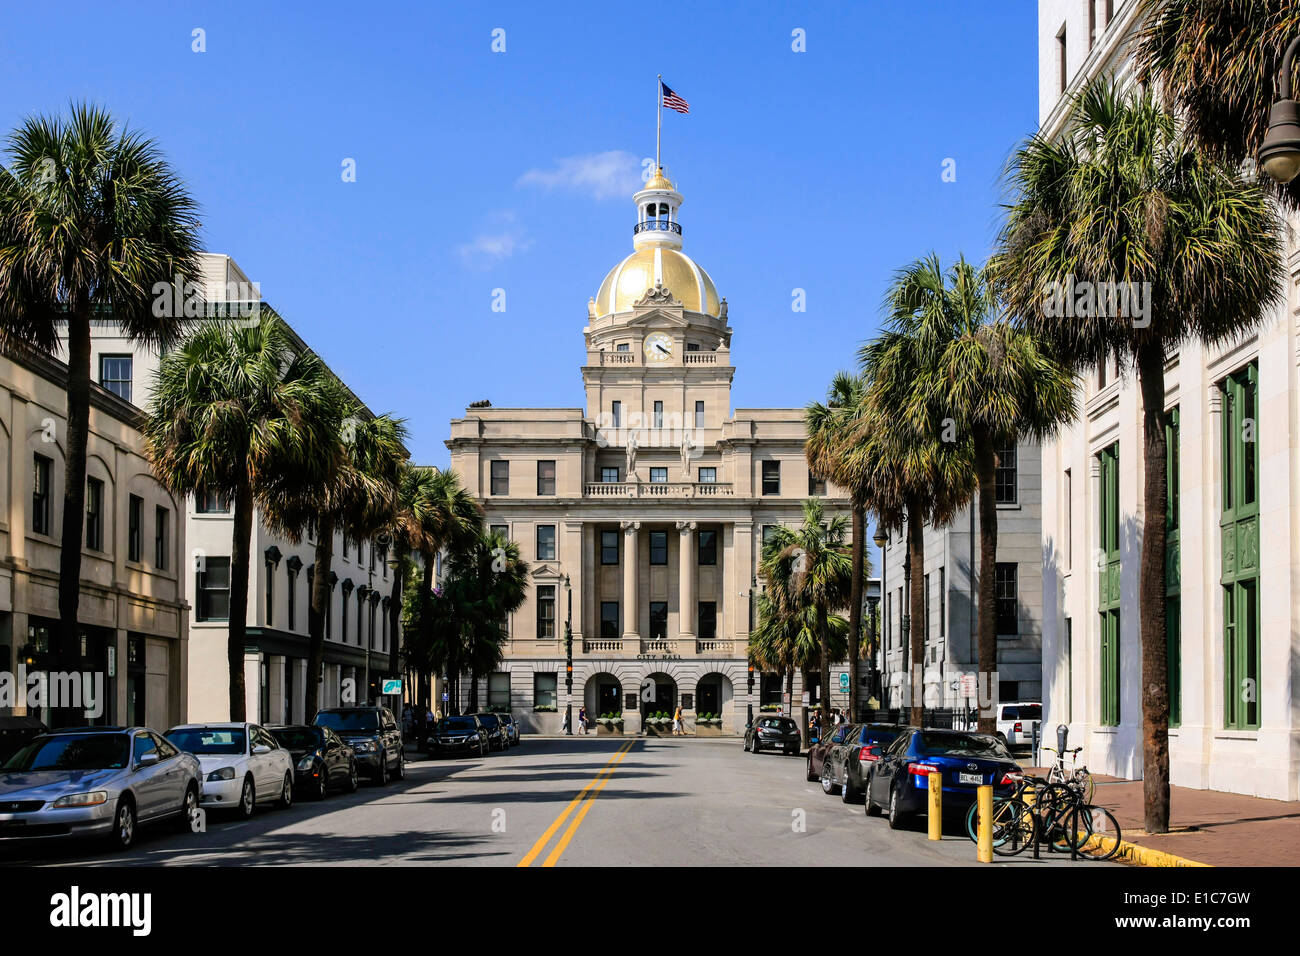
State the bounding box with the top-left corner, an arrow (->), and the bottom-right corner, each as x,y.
785,667 -> 794,717
228,479 -> 255,721
468,671 -> 479,712
847,504 -> 865,721
387,544 -> 408,676
974,427 -> 999,734
907,495 -> 926,727
818,605 -> 831,729
55,304 -> 93,725
799,668 -> 811,748
1137,342 -> 1170,834
305,515 -> 334,718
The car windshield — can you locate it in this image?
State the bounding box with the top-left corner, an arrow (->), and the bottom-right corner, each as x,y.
438,718 -> 477,733
918,732 -> 1010,759
2,733 -> 129,771
316,711 -> 379,732
270,728 -> 321,750
166,728 -> 247,755
758,718 -> 795,731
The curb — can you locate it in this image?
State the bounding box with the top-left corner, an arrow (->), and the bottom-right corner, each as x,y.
1088,832 -> 1211,867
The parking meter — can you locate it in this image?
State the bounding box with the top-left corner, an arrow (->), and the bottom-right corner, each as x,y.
1056,723 -> 1068,754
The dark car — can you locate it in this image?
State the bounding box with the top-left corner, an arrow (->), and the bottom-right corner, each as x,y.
473,713 -> 507,752
744,715 -> 801,755
833,723 -> 906,804
865,728 -> 1020,829
313,707 -> 404,785
269,725 -> 358,799
497,713 -> 520,746
426,715 -> 489,758
806,721 -> 856,785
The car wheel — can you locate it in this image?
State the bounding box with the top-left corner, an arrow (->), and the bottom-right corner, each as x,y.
176,783 -> 199,832
806,757 -> 817,781
237,776 -> 256,819
109,797 -> 136,851
887,784 -> 905,830
345,761 -> 359,793
316,766 -> 330,801
841,771 -> 859,804
820,762 -> 837,795
277,772 -> 294,809
743,736 -> 750,752
752,739 -> 762,754
375,752 -> 389,785
394,749 -> 405,780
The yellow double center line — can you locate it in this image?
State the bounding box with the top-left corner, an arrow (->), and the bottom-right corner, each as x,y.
517,738 -> 635,867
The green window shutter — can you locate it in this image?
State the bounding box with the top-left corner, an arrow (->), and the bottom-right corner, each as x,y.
1098,443 -> 1121,726
1220,365 -> 1260,730
1165,408 -> 1181,728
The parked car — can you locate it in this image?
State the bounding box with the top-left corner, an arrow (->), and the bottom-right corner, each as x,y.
473,713 -> 507,752
0,726 -> 201,850
269,725 -> 358,799
806,721 -> 856,783
497,713 -> 520,746
314,707 -> 405,784
426,715 -> 489,758
166,722 -> 295,818
996,702 -> 1042,749
836,724 -> 907,804
744,715 -> 801,755
864,728 -> 1021,829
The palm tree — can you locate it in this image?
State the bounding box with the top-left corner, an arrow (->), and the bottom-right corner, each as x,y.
748,591 -> 848,724
0,104 -> 201,683
860,254 -> 1075,733
806,371 -> 876,720
145,312 -> 340,720
994,77 -> 1283,833
1136,0 -> 1300,208
452,529 -> 529,712
761,499 -> 853,732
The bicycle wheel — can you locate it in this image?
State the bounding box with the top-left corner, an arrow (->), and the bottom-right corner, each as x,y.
1036,785 -> 1077,852
990,799 -> 1037,857
1068,805 -> 1121,861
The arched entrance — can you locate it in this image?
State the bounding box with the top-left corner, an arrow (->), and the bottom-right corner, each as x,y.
584,673 -> 622,718
695,673 -> 733,717
639,671 -> 677,719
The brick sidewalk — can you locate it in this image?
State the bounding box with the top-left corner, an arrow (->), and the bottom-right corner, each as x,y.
1027,768 -> 1300,866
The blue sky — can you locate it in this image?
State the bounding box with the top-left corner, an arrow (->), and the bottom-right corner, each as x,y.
0,0 -> 1038,466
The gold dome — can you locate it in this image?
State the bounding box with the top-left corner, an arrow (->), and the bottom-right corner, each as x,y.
643,167 -> 674,191
594,246 -> 720,317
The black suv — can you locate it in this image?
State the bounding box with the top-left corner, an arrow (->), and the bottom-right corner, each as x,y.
473,713 -> 508,751
314,706 -> 404,784
744,715 -> 801,755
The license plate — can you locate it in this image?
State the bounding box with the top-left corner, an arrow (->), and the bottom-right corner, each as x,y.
958,772 -> 983,784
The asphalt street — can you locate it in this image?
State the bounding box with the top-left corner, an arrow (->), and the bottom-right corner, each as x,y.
1,737 -> 1073,867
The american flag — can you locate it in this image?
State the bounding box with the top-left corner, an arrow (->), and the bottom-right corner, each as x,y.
660,81 -> 690,114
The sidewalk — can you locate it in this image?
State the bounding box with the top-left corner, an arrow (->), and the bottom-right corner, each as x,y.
1027,767 -> 1300,866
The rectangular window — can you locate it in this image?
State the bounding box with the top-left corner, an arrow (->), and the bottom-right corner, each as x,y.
653,401 -> 664,428
697,601 -> 717,641
99,354 -> 133,403
761,525 -> 778,549
1064,468 -> 1073,571
923,573 -> 931,640
490,523 -> 508,539
196,488 -> 229,514
649,601 -> 668,640
650,467 -> 668,483
288,569 -> 297,631
761,460 -> 780,495
536,524 -> 556,561
197,556 -> 231,621
488,672 -> 511,710
995,443 -> 1017,504
697,529 -> 717,566
808,473 -> 827,496
601,466 -> 620,483
85,478 -> 104,551
686,342 -> 700,352
615,343 -> 630,352
695,400 -> 705,428
534,673 -> 558,710
155,506 -> 169,569
537,460 -> 556,495
1098,443 -> 1121,726
1064,618 -> 1073,723
1088,0 -> 1096,48
536,585 -> 556,639
1221,365 -> 1259,729
601,530 -> 619,565
698,467 -> 716,483
128,495 -> 143,562
266,562 -> 275,628
611,401 -> 622,428
1057,24 -> 1068,94
33,454 -> 52,535
600,602 -> 619,640
995,564 -> 1018,635
490,460 -> 509,496
649,531 -> 667,565
938,567 -> 946,637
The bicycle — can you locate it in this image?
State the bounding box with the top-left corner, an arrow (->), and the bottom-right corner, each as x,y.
1042,745 -> 1095,803
1033,781 -> 1122,860
963,773 -> 1053,857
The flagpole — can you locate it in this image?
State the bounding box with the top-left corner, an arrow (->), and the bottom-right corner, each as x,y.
656,74 -> 662,170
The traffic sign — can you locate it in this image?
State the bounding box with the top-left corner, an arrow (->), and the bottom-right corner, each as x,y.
381,679 -> 402,695
838,672 -> 849,690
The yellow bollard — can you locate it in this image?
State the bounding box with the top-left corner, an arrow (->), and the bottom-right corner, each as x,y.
977,784 -> 994,862
928,771 -> 942,841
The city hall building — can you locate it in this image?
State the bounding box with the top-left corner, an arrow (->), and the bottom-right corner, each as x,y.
447,168 -> 850,734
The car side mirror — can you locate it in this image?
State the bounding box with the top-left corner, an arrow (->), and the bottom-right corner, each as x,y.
136,752 -> 159,768
252,744 -> 271,755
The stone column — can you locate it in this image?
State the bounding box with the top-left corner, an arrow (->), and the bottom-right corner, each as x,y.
621,520 -> 640,641
676,520 -> 696,641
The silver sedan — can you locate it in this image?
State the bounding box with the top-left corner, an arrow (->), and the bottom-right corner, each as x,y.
0,726 -> 202,851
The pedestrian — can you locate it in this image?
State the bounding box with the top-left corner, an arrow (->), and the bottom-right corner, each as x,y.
672,704 -> 684,735
561,708 -> 571,734
401,703 -> 413,738
578,706 -> 588,734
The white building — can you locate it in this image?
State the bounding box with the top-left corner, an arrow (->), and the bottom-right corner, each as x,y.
1037,0 -> 1300,799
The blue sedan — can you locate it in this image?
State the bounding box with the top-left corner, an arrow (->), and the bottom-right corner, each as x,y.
864,728 -> 1021,829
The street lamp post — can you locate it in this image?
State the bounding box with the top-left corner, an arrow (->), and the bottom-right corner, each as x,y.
873,528 -> 888,715
1261,35 -> 1300,183
747,573 -> 756,730
564,574 -> 573,736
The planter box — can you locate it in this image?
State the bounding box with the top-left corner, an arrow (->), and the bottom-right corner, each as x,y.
645,722 -> 674,737
694,723 -> 723,737
596,723 -> 624,735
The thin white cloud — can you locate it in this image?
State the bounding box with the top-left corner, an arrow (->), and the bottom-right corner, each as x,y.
458,212 -> 532,268
517,150 -> 641,200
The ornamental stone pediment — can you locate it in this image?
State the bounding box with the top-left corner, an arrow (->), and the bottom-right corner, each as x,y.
622,307 -> 689,329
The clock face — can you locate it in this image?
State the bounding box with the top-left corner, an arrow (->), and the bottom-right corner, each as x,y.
644,332 -> 674,364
